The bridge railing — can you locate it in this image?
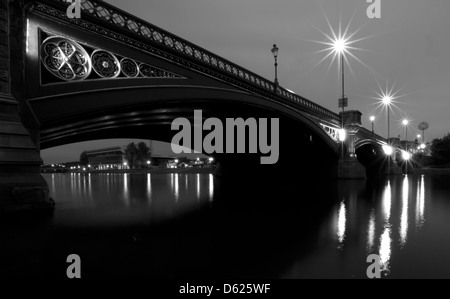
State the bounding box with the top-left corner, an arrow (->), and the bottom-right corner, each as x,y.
38,0 -> 341,123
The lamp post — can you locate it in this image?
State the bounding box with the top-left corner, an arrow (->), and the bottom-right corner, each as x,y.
331,38 -> 348,162
383,96 -> 392,143
382,96 -> 392,174
402,119 -> 409,173
370,116 -> 375,136
271,44 -> 279,89
402,119 -> 409,150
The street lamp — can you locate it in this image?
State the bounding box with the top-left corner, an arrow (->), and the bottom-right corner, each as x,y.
334,38 -> 347,115
338,129 -> 347,142
381,95 -> 392,174
382,96 -> 392,143
271,44 -> 279,88
370,116 -> 375,135
402,150 -> 411,161
382,145 -> 393,156
331,38 -> 350,163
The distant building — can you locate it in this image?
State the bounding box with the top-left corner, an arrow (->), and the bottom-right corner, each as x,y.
400,140 -> 431,156
85,146 -> 127,170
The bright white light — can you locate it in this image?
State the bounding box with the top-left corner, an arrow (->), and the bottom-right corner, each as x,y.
197,157 -> 200,161
51,164 -> 54,167
383,145 -> 393,155
88,164 -> 91,168
382,96 -> 392,105
379,227 -> 391,273
209,157 -> 214,161
337,201 -> 346,246
123,162 -> 128,166
311,14 -> 372,76
338,129 -> 346,142
420,143 -> 426,149
367,211 -> 375,251
402,151 -> 411,160
370,116 -> 375,122
417,134 -> 421,138
286,88 -> 296,94
402,119 -> 409,126
400,175 -> 409,247
333,38 -> 346,54
146,160 -> 151,164
26,19 -> 30,54
174,159 -> 179,163
370,80 -> 405,114
82,167 -> 86,171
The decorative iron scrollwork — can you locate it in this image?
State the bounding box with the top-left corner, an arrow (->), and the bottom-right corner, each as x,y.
320,123 -> 341,143
91,50 -> 121,78
40,34 -> 183,82
139,63 -> 180,78
120,58 -> 139,78
41,36 -> 91,81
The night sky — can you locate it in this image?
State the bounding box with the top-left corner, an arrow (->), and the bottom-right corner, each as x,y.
43,0 -> 450,163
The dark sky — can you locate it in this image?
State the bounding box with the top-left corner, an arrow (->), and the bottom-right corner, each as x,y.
43,0 -> 450,163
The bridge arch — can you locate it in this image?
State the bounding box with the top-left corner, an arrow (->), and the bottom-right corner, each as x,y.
34,85 -> 341,161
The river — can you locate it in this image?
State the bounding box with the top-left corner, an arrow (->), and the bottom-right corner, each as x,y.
1,172 -> 449,278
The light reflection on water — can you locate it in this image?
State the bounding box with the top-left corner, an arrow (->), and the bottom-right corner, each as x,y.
367,210 -> 375,252
328,175 -> 434,278
286,174 -> 448,278
399,175 -> 409,247
326,175 -> 433,277
337,201 -> 346,249
416,175 -> 425,230
46,173 -> 215,227
41,173 -> 450,278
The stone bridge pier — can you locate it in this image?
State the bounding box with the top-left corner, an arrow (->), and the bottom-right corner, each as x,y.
0,0 -> 53,212
335,110 -> 367,179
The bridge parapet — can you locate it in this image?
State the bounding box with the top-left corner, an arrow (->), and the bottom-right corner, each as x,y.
34,0 -> 340,124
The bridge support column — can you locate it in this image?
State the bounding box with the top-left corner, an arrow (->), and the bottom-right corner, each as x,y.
336,155 -> 366,180
0,0 -> 54,212
0,95 -> 54,213
336,113 -> 366,179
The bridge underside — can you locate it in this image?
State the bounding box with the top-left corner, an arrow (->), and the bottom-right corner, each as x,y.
33,91 -> 342,182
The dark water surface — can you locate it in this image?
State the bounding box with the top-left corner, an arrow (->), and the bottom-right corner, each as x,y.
1,172 -> 449,278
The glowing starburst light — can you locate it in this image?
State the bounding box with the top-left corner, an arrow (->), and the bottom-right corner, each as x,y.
369,80 -> 407,114
311,13 -> 373,75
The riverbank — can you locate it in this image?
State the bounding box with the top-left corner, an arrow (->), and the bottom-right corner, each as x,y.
54,167 -> 216,175
415,166 -> 450,174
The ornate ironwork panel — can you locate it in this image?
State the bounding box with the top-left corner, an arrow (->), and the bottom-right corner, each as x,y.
41,36 -> 91,81
40,33 -> 184,83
